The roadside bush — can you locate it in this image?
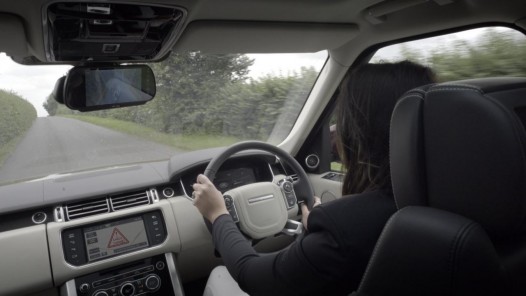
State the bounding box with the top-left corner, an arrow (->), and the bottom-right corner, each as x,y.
0,90 -> 36,161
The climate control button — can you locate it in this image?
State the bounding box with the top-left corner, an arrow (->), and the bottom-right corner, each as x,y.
119,282 -> 135,296
145,274 -> 161,291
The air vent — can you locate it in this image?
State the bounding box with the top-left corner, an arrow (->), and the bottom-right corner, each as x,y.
110,189 -> 152,211
65,198 -> 110,220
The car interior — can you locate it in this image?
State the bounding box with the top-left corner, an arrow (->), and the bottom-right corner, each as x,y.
0,0 -> 525,296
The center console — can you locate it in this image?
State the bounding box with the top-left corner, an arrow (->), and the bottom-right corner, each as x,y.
59,209 -> 183,296
61,253 -> 184,296
62,211 -> 167,266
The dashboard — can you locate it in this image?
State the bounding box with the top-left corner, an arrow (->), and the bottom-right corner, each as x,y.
0,148 -> 294,296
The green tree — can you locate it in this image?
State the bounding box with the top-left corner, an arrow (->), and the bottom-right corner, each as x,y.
43,92 -> 74,116
390,28 -> 526,81
43,94 -> 58,116
148,52 -> 254,135
48,52 -> 320,145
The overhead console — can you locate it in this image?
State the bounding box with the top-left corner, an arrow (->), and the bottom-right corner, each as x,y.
44,2 -> 186,62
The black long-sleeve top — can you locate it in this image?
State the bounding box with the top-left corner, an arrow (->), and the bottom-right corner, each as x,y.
212,190 -> 397,296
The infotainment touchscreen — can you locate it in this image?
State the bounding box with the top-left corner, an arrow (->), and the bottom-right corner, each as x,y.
83,216 -> 149,262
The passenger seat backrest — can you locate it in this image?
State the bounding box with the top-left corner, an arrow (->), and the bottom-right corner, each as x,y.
354,77 -> 526,296
391,78 -> 526,240
355,206 -> 503,296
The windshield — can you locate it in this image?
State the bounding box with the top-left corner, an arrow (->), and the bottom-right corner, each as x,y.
0,51 -> 327,185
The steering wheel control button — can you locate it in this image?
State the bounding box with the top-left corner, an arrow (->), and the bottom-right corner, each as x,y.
280,181 -> 298,209
119,282 -> 135,296
224,195 -> 234,207
282,181 -> 293,193
145,275 -> 161,291
223,195 -> 239,222
32,212 -> 47,224
155,261 -> 165,270
229,209 -> 239,222
79,283 -> 90,294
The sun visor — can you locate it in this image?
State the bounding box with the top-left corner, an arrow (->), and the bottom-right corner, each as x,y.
173,21 -> 358,53
0,14 -> 28,56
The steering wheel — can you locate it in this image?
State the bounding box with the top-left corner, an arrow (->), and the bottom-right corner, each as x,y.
200,141 -> 315,240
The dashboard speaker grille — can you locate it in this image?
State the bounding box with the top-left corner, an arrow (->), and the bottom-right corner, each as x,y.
110,190 -> 152,211
65,198 -> 110,220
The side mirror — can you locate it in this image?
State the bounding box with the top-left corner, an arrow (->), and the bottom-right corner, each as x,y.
63,64 -> 156,111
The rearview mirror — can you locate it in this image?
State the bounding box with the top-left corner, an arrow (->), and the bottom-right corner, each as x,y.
63,65 -> 156,111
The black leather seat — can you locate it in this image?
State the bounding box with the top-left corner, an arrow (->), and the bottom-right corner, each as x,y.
353,77 -> 526,296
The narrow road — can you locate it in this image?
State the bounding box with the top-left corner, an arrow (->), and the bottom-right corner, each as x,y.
0,117 -> 181,183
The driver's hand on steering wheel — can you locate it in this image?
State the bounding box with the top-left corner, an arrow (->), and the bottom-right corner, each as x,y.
301,196 -> 321,231
192,174 -> 229,224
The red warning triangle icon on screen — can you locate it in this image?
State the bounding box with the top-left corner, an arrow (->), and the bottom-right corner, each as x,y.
107,227 -> 129,248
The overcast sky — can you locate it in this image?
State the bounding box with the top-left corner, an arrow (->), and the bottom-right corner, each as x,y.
0,26 -> 518,117
0,54 -> 70,117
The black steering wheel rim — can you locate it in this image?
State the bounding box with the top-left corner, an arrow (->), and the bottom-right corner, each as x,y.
202,141 -> 315,233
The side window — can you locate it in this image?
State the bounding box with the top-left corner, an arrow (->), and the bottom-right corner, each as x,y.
371,27 -> 526,80
329,26 -> 526,173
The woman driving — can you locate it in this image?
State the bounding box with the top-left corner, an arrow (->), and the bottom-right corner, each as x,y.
192,60 -> 436,296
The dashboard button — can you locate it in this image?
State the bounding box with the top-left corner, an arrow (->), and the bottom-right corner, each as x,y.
93,291 -> 109,296
119,282 -> 135,296
145,275 -> 161,291
79,283 -> 90,293
162,187 -> 175,197
62,228 -> 87,265
155,261 -> 165,270
32,212 -> 47,224
144,211 -> 166,245
93,280 -> 103,288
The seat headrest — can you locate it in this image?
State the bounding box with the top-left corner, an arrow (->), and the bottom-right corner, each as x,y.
390,77 -> 526,239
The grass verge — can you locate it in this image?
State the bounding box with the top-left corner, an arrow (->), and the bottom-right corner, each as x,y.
61,115 -> 240,151
0,90 -> 37,167
0,135 -> 25,167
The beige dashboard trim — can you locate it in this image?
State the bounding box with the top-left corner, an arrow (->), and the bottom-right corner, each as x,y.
0,224 -> 52,296
47,200 -> 181,286
308,173 -> 342,201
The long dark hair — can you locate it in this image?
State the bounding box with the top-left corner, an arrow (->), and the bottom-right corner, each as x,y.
336,60 -> 436,195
